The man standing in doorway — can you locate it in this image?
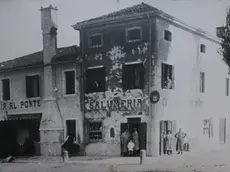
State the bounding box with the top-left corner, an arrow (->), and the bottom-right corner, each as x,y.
132,128 -> 140,156
121,129 -> 130,157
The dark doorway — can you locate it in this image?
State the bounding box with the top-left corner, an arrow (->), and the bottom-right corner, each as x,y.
159,120 -> 176,155
120,118 -> 147,157
66,120 -> 76,139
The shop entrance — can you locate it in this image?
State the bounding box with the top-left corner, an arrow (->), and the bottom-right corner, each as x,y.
120,118 -> 147,157
159,120 -> 176,155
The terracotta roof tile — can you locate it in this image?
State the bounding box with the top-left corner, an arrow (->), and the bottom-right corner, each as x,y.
74,2 -> 158,28
0,45 -> 80,71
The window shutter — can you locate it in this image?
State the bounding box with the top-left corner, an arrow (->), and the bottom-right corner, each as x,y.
219,118 -> 226,143
36,75 -> 40,97
161,63 -> 166,89
26,76 -> 30,98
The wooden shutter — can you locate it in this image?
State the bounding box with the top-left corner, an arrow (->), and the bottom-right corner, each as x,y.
140,122 -> 147,150
161,63 -> 166,89
219,118 -> 226,143
84,119 -> 89,144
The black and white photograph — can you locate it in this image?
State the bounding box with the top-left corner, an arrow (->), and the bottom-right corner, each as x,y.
0,0 -> 230,171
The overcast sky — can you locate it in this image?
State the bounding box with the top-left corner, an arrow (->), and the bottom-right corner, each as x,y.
0,0 -> 229,61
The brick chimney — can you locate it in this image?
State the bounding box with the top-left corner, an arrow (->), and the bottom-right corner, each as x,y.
40,5 -> 64,156
41,5 -> 58,64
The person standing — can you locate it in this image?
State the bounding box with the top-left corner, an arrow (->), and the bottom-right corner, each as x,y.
127,139 -> 135,156
164,130 -> 173,155
132,128 -> 140,156
175,128 -> 186,154
121,129 -> 130,157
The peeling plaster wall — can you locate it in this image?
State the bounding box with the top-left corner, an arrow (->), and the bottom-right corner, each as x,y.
82,20 -> 153,156
154,18 -> 230,154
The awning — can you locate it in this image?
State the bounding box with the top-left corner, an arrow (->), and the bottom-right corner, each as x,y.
0,113 -> 42,121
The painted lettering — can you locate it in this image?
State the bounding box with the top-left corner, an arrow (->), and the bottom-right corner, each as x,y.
89,101 -> 94,110
127,99 -> 132,109
20,101 -> 24,108
3,103 -> 6,110
94,101 -> 100,110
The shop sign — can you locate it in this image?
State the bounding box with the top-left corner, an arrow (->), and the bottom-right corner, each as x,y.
87,98 -> 143,111
0,99 -> 41,111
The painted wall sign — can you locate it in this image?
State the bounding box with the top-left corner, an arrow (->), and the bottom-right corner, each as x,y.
150,90 -> 160,104
86,98 -> 143,111
0,100 -> 41,111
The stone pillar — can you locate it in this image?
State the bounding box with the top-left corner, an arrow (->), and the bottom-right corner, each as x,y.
40,5 -> 64,156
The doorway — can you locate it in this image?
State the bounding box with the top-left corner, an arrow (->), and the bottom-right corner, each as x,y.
159,120 -> 176,156
120,118 -> 147,157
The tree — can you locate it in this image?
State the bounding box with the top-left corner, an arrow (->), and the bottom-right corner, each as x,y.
217,7 -> 230,72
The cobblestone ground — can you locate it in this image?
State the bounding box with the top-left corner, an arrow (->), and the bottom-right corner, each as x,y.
1,149 -> 230,172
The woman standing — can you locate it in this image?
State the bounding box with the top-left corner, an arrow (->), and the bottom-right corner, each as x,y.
164,130 -> 173,155
175,128 -> 186,154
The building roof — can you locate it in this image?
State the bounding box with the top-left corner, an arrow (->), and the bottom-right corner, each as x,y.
72,2 -> 219,43
73,2 -> 158,29
0,45 -> 80,72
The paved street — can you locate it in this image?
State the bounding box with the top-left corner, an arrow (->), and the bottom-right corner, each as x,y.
1,149 -> 230,172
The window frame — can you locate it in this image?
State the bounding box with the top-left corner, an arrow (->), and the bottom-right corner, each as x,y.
122,62 -> 145,91
85,66 -> 106,94
63,69 -> 76,96
226,78 -> 229,96
126,27 -> 142,43
25,74 -> 41,98
88,120 -> 103,142
161,63 -> 174,90
200,44 -> 206,53
88,33 -> 103,48
1,78 -> 11,101
164,30 -> 172,42
200,72 -> 205,93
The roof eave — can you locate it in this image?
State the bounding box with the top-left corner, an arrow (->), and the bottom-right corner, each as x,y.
72,10 -> 159,30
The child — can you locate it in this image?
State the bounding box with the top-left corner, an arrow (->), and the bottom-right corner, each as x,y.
127,139 -> 134,156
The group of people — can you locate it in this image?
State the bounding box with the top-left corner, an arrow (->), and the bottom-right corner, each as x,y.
121,128 -> 140,157
164,128 -> 187,155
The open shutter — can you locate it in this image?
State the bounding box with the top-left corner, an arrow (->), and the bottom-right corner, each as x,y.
140,122 -> 147,150
219,118 -> 226,143
120,123 -> 126,156
84,119 -> 89,144
161,63 -> 165,89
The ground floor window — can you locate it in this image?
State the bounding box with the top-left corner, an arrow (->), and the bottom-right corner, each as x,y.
88,121 -> 102,142
203,118 -> 213,138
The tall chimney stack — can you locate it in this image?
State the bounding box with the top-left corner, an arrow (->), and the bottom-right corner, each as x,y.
41,5 -> 58,64
39,5 -> 63,156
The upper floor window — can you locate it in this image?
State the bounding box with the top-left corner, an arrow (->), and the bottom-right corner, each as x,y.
161,63 -> 174,89
200,72 -> 205,93
64,70 -> 75,95
2,78 -> 10,100
26,75 -> 40,98
226,78 -> 229,96
200,44 -> 206,53
164,30 -> 172,42
88,34 -> 103,48
126,27 -> 142,43
86,66 -> 106,93
122,63 -> 145,90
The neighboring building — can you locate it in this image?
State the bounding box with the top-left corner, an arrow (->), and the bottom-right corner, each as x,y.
73,3 -> 230,156
0,6 -> 83,157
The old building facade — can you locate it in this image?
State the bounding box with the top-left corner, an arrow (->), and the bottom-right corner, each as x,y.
0,6 -> 83,157
73,3 -> 230,156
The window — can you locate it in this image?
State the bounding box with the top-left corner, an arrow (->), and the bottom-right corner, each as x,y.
164,30 -> 172,42
203,118 -> 213,138
110,128 -> 115,138
122,63 -> 145,90
65,70 -> 75,95
2,79 -> 10,100
200,44 -> 206,53
89,121 -> 102,141
161,63 -> 174,89
66,120 -> 76,139
219,118 -> 226,143
86,67 -> 106,93
26,75 -> 40,98
200,72 -> 205,93
226,78 -> 229,96
126,27 -> 141,42
89,34 -> 102,47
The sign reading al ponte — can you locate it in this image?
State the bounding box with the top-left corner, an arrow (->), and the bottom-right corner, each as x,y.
0,99 -> 41,111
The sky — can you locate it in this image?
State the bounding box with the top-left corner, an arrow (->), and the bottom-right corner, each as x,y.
0,0 -> 229,61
